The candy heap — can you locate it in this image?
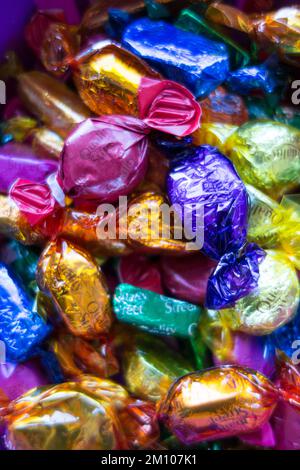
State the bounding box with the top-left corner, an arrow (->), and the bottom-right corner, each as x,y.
0,0 -> 299,450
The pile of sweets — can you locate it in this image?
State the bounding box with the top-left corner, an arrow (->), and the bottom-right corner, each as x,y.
0,0 -> 299,450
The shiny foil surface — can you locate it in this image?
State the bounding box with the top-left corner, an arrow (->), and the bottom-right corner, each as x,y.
113,283 -> 202,337
158,366 -> 278,444
37,239 -> 112,339
18,71 -> 91,138
123,18 -> 230,99
218,250 -> 300,335
4,376 -> 159,450
74,41 -> 160,116
226,121 -> 300,199
0,263 -> 51,363
167,145 -> 248,260
122,333 -> 192,402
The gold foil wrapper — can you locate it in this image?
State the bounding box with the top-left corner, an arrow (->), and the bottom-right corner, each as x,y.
275,195 -> 300,270
5,377 -> 129,450
59,208 -> 131,257
73,41 -> 160,116
246,184 -> 281,248
253,7 -> 300,67
205,3 -> 254,34
123,333 -> 192,402
118,192 -> 194,254
193,123 -> 237,153
0,195 -> 46,246
219,250 -> 300,335
37,239 -> 113,339
158,366 -> 278,444
226,120 -> 300,199
32,128 -> 64,160
3,116 -> 37,142
50,328 -> 119,379
198,309 -> 234,362
18,71 -> 91,138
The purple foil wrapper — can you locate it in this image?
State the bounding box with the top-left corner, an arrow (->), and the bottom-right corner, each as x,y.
214,332 -> 276,379
0,358 -> 48,401
0,143 -> 58,194
206,243 -> 266,310
167,145 -> 248,260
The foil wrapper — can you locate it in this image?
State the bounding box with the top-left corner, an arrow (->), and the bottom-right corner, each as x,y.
123,18 -> 230,99
36,239 -> 113,339
215,250 -> 300,335
158,366 -> 278,444
18,71 -> 91,138
167,144 -> 248,260
113,283 -> 202,338
0,263 -> 51,362
226,120 -> 300,199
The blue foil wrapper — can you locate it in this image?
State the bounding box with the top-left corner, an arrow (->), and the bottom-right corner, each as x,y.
271,306 -> 300,359
226,63 -> 281,95
167,145 -> 248,260
0,263 -> 51,363
106,9 -> 134,40
206,244 -> 266,310
123,18 -> 231,99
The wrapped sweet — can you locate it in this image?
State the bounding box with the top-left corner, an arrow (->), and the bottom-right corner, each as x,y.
0,143 -> 58,194
253,6 -> 300,68
226,121 -> 300,199
272,355 -> 300,450
3,376 -> 159,450
0,263 -> 51,362
123,18 -> 231,98
0,360 -> 48,401
158,366 -> 278,444
113,283 -> 202,337
118,254 -> 163,294
246,184 -> 281,248
198,86 -> 249,126
0,240 -> 39,297
167,144 -> 248,260
160,253 -> 216,304
36,239 -> 113,339
122,333 -> 192,401
209,250 -> 299,335
31,128 -> 64,160
0,195 -> 47,245
48,328 -> 119,379
226,62 -> 281,95
176,7 -> 250,69
18,71 -> 91,138
117,192 -> 193,255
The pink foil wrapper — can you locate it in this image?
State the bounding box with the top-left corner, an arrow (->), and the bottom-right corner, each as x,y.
60,116 -> 150,202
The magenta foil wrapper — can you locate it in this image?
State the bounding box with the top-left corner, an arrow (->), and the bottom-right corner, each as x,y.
0,143 -> 58,194
60,116 -> 150,202
0,359 -> 48,401
214,332 -> 276,379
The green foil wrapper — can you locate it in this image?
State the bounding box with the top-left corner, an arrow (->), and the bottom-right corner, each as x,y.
113,284 -> 202,337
